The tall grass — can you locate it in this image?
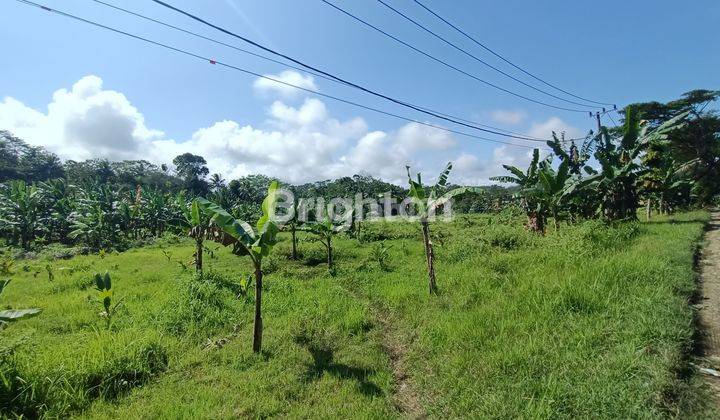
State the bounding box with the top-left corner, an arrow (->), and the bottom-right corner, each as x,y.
0,211 -> 712,418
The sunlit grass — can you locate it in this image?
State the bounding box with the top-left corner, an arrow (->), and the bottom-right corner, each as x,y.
1,211 -> 713,418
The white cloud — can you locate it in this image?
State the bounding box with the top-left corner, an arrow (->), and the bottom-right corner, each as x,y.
253,70 -> 317,99
0,74 -> 585,186
269,98 -> 328,127
527,116 -> 584,140
0,75 -> 162,161
490,109 -> 526,125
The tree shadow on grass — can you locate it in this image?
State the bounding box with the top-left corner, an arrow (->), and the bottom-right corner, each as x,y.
296,340 -> 383,397
644,218 -> 711,226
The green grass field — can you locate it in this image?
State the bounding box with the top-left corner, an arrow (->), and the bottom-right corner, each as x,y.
1,211 -> 714,418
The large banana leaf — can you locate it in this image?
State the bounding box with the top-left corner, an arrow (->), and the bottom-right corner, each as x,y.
435,162 -> 453,189
527,149 -> 540,180
197,181 -> 280,260
489,175 -> 522,184
431,186 -> 485,209
0,308 -> 41,322
197,198 -> 256,246
501,165 -> 526,181
405,165 -> 426,201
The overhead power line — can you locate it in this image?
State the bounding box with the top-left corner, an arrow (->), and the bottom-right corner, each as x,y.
142,1 -> 573,139
375,0 -> 599,109
411,0 -> 615,107
147,0 -> 580,139
12,0 -> 550,151
87,0 -> 562,142
149,0 -> 590,115
319,0 -> 592,114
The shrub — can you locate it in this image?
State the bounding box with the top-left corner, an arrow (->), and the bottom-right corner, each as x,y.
369,242 -> 393,271
160,272 -> 237,337
1,333 -> 169,417
483,226 -> 528,251
577,219 -> 641,250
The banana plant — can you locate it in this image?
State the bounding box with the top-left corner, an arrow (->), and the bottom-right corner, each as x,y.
565,110 -> 690,220
0,279 -> 41,329
642,160 -> 693,217
94,272 -> 122,330
406,163 -> 483,294
284,195 -> 304,260
197,181 -> 280,353
302,217 -> 348,268
180,198 -> 212,272
490,150 -> 551,232
531,157 -> 571,232
0,180 -> 44,250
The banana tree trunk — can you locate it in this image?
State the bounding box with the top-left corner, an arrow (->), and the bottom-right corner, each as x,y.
646,198 -> 652,221
659,193 -> 665,215
527,211 -> 545,234
326,237 -> 333,267
195,238 -> 203,272
421,219 -> 438,294
552,208 -> 559,232
253,263 -> 263,353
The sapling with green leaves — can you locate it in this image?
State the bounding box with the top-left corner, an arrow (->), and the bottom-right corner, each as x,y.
284,195 -> 304,260
180,198 -> 212,272
370,241 -> 393,271
406,163 -> 483,294
0,279 -> 41,329
197,181 -> 280,353
94,272 -> 123,330
302,217 -> 348,269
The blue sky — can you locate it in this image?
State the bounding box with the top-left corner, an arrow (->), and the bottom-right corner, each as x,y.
1,0 -> 718,184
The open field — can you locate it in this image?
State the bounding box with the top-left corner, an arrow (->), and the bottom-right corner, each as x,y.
0,210 -> 714,418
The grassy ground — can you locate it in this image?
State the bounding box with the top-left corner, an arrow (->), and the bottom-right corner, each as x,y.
0,211 -> 714,418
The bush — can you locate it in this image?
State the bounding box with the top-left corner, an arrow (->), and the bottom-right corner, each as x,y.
160,272 -> 239,337
577,219 -> 641,250
303,245 -> 328,266
483,226 -> 529,250
1,333 -> 169,418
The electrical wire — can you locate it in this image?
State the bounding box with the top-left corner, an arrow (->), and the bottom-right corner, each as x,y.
88,0 -> 561,142
148,0 -> 591,114
11,0 -> 550,151
319,0 -> 592,113
412,0 -> 615,107
376,0 -> 599,109
146,0 -> 568,139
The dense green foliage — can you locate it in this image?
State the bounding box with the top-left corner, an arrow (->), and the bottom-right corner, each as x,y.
492,90 -> 719,232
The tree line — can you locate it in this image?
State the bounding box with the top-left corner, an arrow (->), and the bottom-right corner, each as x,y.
491,89 -> 719,232
0,131 -> 505,251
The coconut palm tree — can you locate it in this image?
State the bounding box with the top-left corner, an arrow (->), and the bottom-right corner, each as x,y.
209,173 -> 226,192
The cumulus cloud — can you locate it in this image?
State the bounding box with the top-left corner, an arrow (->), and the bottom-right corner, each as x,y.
253,70 -> 318,99
0,75 -> 162,161
490,109 -> 526,125
0,74 -> 585,186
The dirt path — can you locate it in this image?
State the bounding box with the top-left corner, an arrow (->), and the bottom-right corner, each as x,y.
371,308 -> 426,419
339,280 -> 427,418
696,211 -> 720,396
